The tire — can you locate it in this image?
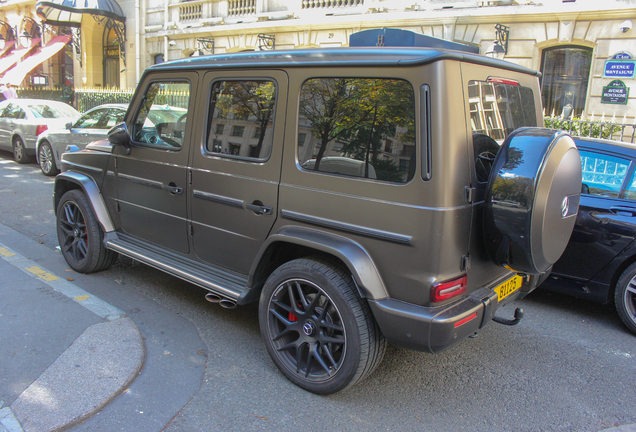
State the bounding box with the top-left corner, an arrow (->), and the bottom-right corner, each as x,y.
56,189 -> 118,273
259,257 -> 386,394
484,128 -> 582,275
38,141 -> 59,176
13,136 -> 32,164
615,263 -> 636,335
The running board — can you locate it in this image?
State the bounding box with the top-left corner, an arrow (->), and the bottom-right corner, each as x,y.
106,234 -> 249,303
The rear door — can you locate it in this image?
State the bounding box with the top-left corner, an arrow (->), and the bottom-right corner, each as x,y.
552,146 -> 636,280
189,70 -> 287,274
115,74 -> 196,254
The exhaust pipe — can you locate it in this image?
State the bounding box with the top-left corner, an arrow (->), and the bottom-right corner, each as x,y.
205,293 -> 222,303
205,293 -> 237,309
219,299 -> 237,309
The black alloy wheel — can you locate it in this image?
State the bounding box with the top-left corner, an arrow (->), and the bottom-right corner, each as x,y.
56,190 -> 117,273
38,141 -> 59,176
615,263 -> 636,335
259,258 -> 386,394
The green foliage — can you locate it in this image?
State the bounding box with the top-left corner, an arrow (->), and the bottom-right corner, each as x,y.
544,116 -> 621,140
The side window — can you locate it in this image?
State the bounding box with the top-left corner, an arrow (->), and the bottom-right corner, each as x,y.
580,150 -> 631,198
206,80 -> 276,160
298,78 -> 415,183
5,104 -> 25,119
131,81 -> 190,149
100,108 -> 126,129
468,80 -> 537,142
74,110 -> 105,129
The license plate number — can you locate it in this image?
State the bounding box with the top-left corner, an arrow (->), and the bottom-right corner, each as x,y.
494,275 -> 523,302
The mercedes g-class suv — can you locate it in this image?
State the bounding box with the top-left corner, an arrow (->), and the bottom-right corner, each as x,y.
54,48 -> 581,394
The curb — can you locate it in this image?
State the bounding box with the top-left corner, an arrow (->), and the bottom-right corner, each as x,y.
0,243 -> 145,432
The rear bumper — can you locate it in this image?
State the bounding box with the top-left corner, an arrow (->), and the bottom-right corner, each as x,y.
368,273 -> 542,353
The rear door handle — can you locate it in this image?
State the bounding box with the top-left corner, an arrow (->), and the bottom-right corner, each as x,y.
609,206 -> 636,216
246,202 -> 272,215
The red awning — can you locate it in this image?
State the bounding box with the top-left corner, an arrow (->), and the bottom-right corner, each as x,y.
0,41 -> 16,59
1,35 -> 70,86
0,40 -> 40,75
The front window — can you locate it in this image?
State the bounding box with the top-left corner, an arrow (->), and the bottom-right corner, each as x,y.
298,77 -> 416,183
131,81 -> 190,149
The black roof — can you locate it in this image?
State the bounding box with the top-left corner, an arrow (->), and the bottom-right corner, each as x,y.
150,47 -> 540,77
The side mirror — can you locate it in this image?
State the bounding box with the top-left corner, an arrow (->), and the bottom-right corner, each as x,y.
108,122 -> 130,146
65,122 -> 73,130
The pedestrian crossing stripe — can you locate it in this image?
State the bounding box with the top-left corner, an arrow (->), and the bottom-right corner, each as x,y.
25,266 -> 59,282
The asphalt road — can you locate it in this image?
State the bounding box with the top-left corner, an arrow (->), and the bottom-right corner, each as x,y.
1,151 -> 635,432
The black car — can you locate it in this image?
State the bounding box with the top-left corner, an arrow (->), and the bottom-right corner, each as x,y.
540,137 -> 636,334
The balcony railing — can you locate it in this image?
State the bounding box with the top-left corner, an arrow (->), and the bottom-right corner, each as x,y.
180,4 -> 203,21
302,0 -> 363,8
228,0 -> 256,16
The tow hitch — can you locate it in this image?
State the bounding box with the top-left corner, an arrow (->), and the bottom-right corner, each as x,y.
492,307 -> 524,326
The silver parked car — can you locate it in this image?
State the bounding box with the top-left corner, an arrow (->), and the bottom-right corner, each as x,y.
36,103 -> 187,176
0,99 -> 79,164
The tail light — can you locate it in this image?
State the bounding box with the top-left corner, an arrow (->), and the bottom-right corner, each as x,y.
36,125 -> 48,136
431,275 -> 467,303
487,77 -> 519,86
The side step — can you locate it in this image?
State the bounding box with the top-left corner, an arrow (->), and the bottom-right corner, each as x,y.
106,233 -> 249,303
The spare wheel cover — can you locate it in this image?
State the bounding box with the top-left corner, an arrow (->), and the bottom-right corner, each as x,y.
484,128 -> 581,275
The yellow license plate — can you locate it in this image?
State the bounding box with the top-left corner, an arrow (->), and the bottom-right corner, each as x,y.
494,275 -> 523,302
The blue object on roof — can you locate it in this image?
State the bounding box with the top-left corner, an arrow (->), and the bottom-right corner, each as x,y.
350,28 -> 480,54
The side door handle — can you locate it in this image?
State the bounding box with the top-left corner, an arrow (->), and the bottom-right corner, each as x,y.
609,206 -> 636,217
163,184 -> 183,194
246,201 -> 272,215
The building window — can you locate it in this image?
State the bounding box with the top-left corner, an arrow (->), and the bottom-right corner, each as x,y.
540,46 -> 592,118
103,27 -> 120,88
298,133 -> 307,147
216,123 -> 225,135
154,54 -> 164,64
231,126 -> 245,137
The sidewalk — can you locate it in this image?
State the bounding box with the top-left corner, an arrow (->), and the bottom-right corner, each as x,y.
0,244 -> 144,432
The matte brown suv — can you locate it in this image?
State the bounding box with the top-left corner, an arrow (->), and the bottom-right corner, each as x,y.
54,48 -> 582,394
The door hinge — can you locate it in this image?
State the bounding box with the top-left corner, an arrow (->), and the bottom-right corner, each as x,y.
190,224 -> 194,237
116,202 -> 120,212
189,170 -> 192,185
465,186 -> 475,204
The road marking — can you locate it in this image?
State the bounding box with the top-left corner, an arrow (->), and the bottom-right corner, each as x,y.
25,265 -> 59,282
0,247 -> 16,258
0,242 -> 125,321
0,405 -> 24,432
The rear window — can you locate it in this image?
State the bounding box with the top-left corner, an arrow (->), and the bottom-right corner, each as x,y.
468,80 -> 537,142
297,77 -> 415,183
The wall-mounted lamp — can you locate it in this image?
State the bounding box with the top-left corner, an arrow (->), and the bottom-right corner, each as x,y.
19,16 -> 41,48
197,38 -> 214,54
486,23 -> 509,59
0,20 -> 17,42
257,34 -> 275,51
620,19 -> 632,33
